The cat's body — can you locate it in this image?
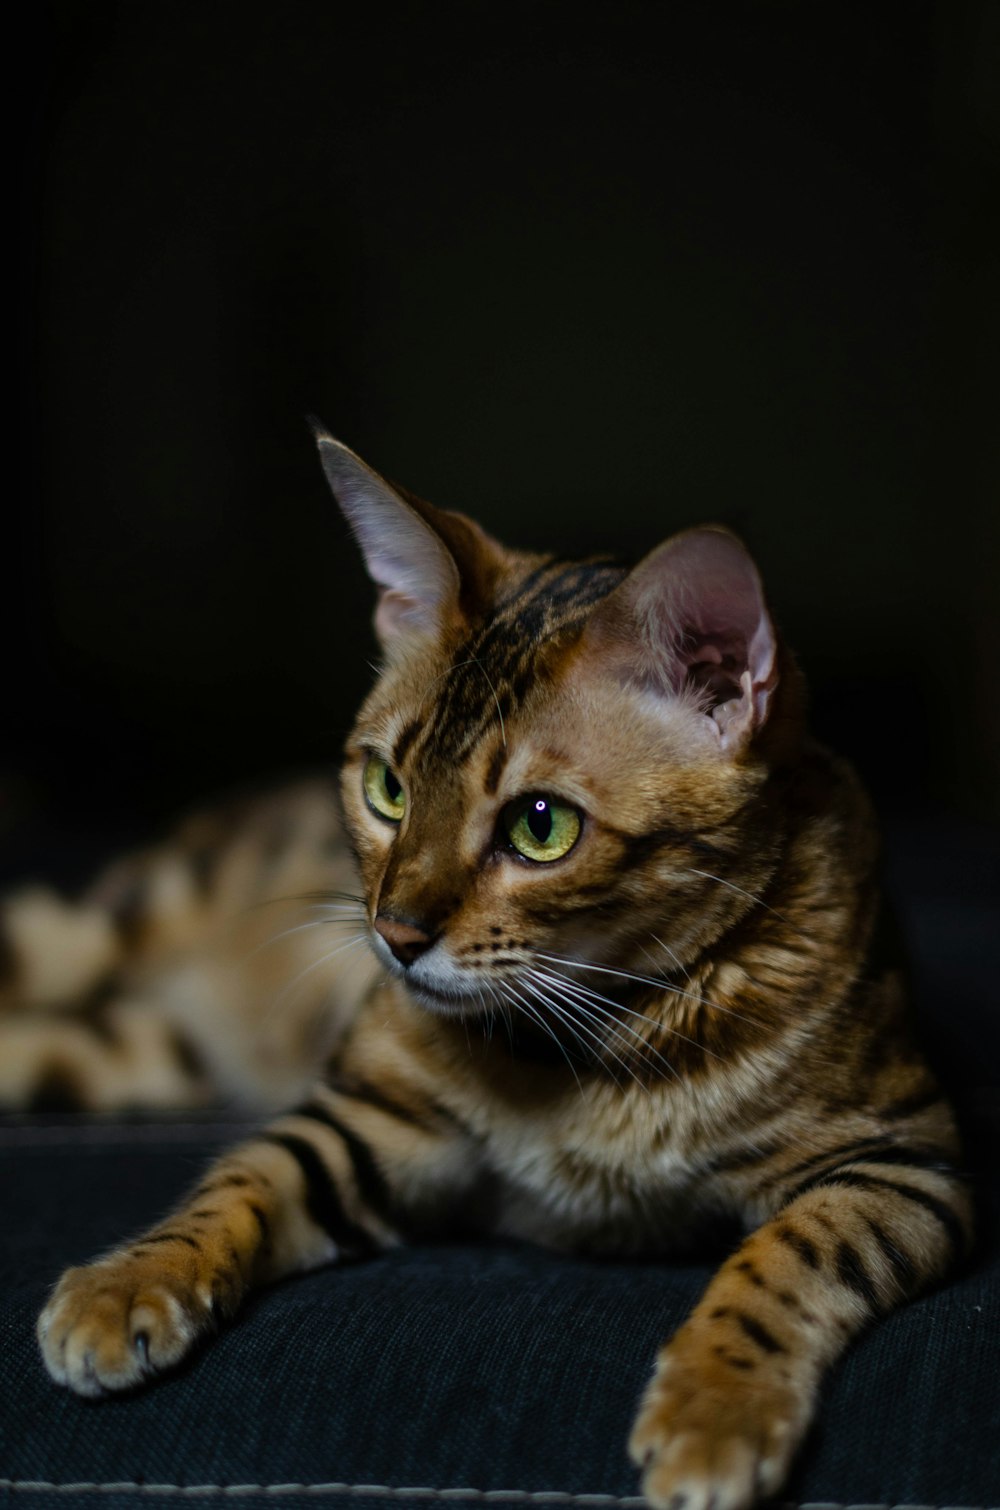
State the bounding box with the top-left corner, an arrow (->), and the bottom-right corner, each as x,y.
2,429 -> 970,1510
1,780 -> 379,1114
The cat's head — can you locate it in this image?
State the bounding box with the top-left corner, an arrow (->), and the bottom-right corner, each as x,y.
315,425 -> 799,1029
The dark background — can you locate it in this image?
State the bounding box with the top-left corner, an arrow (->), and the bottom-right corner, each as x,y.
7,1 -> 999,881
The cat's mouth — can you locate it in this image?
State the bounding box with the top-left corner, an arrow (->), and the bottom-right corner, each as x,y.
370,931 -> 488,1016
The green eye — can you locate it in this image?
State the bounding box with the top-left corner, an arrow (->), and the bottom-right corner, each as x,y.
363,755 -> 406,823
503,794 -> 581,863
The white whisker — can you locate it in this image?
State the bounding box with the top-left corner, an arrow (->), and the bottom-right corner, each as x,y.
259,913 -> 364,950
535,950 -> 699,1001
525,972 -> 649,1093
684,868 -> 807,938
516,977 -> 595,1066
532,950 -> 765,1036
249,889 -> 367,913
271,932 -> 369,1008
529,966 -> 683,1081
649,933 -> 691,982
498,981 -> 583,1091
471,656 -> 506,749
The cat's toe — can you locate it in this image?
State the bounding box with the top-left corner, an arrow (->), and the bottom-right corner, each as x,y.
629,1367 -> 801,1510
38,1257 -> 210,1395
633,1429 -> 782,1510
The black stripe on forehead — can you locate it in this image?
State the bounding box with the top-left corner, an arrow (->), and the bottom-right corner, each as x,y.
422,557 -> 626,765
497,557 -> 626,623
393,718 -> 422,766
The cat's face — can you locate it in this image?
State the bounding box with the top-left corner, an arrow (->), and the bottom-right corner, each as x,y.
318,427 -> 789,1026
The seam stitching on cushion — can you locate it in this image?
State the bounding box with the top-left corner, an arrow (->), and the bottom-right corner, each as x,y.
0,1487 -> 643,1503
0,1124 -> 256,1148
0,1486 -> 994,1508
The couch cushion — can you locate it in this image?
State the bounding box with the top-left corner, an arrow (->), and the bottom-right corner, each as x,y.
0,1110 -> 997,1510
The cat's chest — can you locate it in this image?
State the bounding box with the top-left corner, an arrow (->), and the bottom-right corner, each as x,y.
349,996 -> 736,1254
473,1087 -> 726,1255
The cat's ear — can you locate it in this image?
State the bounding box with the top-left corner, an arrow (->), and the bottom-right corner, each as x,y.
582,527 -> 778,753
312,422 -> 467,645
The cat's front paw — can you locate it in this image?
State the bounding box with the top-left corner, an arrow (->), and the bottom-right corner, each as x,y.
37,1249 -> 218,1396
629,1348 -> 811,1510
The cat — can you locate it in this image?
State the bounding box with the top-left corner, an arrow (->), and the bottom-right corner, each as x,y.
2,424 -> 970,1510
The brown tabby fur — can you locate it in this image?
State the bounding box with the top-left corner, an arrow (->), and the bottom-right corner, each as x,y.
2,431 -> 970,1510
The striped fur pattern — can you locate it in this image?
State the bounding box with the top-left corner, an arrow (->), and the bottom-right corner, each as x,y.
19,431 -> 971,1510
1,782 -> 378,1112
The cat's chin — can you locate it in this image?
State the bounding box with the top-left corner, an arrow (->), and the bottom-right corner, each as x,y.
404,980 -> 488,1019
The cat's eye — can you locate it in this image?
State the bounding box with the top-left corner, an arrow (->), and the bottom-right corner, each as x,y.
363,755 -> 406,823
502,794 -> 581,863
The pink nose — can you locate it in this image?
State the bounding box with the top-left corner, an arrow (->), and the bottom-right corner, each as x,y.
374,914 -> 434,967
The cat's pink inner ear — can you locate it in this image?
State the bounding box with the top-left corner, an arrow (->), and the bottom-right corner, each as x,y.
590,527 -> 778,751
662,529 -> 777,747
313,427 -> 460,642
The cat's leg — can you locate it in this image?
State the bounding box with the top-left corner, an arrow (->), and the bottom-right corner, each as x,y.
38,1079 -> 475,1395
629,1150 -> 973,1510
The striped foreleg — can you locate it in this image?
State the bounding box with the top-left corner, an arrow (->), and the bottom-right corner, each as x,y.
38,1081 -> 473,1396
629,1154 -> 973,1510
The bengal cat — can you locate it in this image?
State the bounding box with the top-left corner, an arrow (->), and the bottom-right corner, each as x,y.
3,427 -> 970,1510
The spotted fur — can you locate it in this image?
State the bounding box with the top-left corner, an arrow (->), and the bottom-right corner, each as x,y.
20,431 -> 970,1510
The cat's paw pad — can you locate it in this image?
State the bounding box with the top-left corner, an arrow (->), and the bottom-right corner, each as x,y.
37,1253 -> 214,1396
629,1363 -> 802,1510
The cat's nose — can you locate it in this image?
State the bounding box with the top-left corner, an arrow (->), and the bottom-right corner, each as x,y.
373,913 -> 435,966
